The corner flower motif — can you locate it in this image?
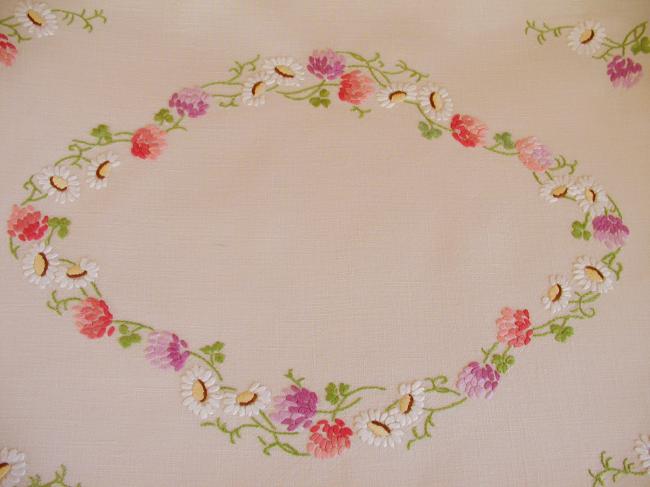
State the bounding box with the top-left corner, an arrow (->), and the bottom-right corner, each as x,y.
86,152 -> 121,189
307,49 -> 346,80
307,419 -> 353,459
7,204 -> 48,242
223,383 -> 271,417
180,366 -> 222,420
607,56 -> 643,88
393,381 -> 425,426
131,125 -> 167,160
169,87 -> 210,118
0,34 -> 18,68
0,447 -> 27,487
262,57 -> 306,87
450,114 -> 488,148
515,136 -> 554,173
417,84 -> 453,123
14,1 -> 58,38
21,242 -> 58,288
271,385 -> 318,431
145,331 -> 190,371
539,176 -> 574,204
634,435 -> 650,471
55,258 -> 99,289
338,70 -> 374,105
354,409 -> 403,447
457,361 -> 500,399
573,256 -> 614,294
592,214 -> 629,249
241,73 -> 274,107
541,275 -> 572,314
568,21 -> 606,55
377,83 -> 416,108
569,176 -> 610,216
35,166 -> 81,204
496,307 -> 533,348
72,297 -> 114,339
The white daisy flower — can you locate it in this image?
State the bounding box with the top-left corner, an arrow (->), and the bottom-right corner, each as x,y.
568,176 -> 610,216
223,383 -> 271,417
568,21 -> 606,56
35,165 -> 80,204
55,258 -> 99,290
86,152 -> 120,189
393,381 -> 425,426
354,409 -> 403,448
541,274 -> 572,314
377,83 -> 417,108
21,242 -> 59,288
181,366 -> 222,420
14,1 -> 58,38
539,176 -> 574,204
572,256 -> 614,294
241,74 -> 275,107
262,57 -> 305,87
417,85 -> 453,123
634,434 -> 650,471
0,447 -> 27,487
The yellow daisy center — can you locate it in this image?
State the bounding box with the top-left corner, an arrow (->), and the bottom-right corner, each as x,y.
552,185 -> 568,198
368,420 -> 391,437
66,264 -> 88,279
251,81 -> 266,97
0,463 -> 11,482
27,9 -> 45,26
96,161 -> 111,180
388,90 -> 407,103
585,188 -> 597,203
584,266 -> 605,283
274,65 -> 295,78
428,91 -> 442,111
236,390 -> 257,406
580,29 -> 596,44
33,252 -> 49,277
49,175 -> 69,192
547,284 -> 563,302
192,379 -> 208,403
398,393 -> 415,414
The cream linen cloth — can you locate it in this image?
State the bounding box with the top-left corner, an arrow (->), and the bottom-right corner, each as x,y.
1,0 -> 649,486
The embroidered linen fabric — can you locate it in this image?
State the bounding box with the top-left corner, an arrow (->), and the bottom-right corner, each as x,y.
1,0 -> 649,485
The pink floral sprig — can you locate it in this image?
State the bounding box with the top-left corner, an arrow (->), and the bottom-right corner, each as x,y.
607,56 -> 643,89
496,307 -> 533,348
73,297 -> 115,339
7,204 -> 48,242
145,331 -> 190,371
457,361 -> 500,399
592,214 -> 630,249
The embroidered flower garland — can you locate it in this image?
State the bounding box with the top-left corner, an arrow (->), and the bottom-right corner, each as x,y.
525,19 -> 649,89
588,436 -> 650,486
6,50 -> 630,458
0,1 -> 107,69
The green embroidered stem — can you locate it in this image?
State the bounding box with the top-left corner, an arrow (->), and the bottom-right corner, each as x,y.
588,451 -> 647,486
27,464 -> 81,487
189,351 -> 224,382
51,8 -> 107,33
593,22 -> 648,61
405,100 -> 451,133
8,236 -> 19,259
202,55 -> 260,89
338,51 -> 429,88
46,290 -> 82,316
406,397 -> 468,450
284,368 -> 305,387
112,319 -> 154,332
0,16 -> 31,43
51,125 -> 132,169
165,115 -> 187,133
21,175 -> 48,206
524,20 -> 575,45
318,384 -> 386,420
548,154 -> 579,176
351,106 -> 371,118
483,144 -> 518,156
275,81 -> 338,101
601,248 -> 623,280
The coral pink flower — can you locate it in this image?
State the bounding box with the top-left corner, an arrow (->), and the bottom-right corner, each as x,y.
169,87 -> 210,118
307,49 -> 346,80
131,125 -> 167,160
145,331 -> 190,371
271,385 -> 318,431
592,214 -> 630,249
338,70 -> 374,105
515,136 -> 554,172
73,298 -> 115,339
7,204 -> 48,241
450,114 -> 488,147
607,56 -> 643,88
457,361 -> 500,399
496,307 -> 533,348
0,33 -> 17,67
307,419 -> 353,459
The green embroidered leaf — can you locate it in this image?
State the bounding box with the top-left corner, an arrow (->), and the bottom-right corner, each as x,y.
309,97 -> 321,107
321,98 -> 331,108
492,353 -> 515,374
550,324 -> 574,342
494,132 -> 515,150
90,124 -> 112,143
319,89 -> 330,98
571,220 -> 585,239
212,352 -> 225,364
48,217 -> 71,240
118,333 -> 141,348
118,324 -> 129,335
418,121 -> 442,140
325,382 -> 339,404
632,36 -> 650,55
338,383 -> 350,396
582,230 -> 592,241
154,108 -> 174,125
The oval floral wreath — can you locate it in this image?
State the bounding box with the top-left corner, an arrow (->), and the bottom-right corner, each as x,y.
7,50 -> 630,459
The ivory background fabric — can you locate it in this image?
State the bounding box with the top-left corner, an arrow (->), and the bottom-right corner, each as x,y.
1,0 -> 649,485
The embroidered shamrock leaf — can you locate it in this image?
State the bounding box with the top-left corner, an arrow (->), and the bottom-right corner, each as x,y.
90,124 -> 112,144
117,324 -> 142,348
491,352 -> 515,374
550,324 -> 574,342
493,132 -> 515,150
325,382 -> 352,405
309,89 -> 331,108
200,341 -> 226,364
418,121 -> 442,140
154,108 -> 174,125
46,217 -> 71,243
571,219 -> 592,240
631,36 -> 650,55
